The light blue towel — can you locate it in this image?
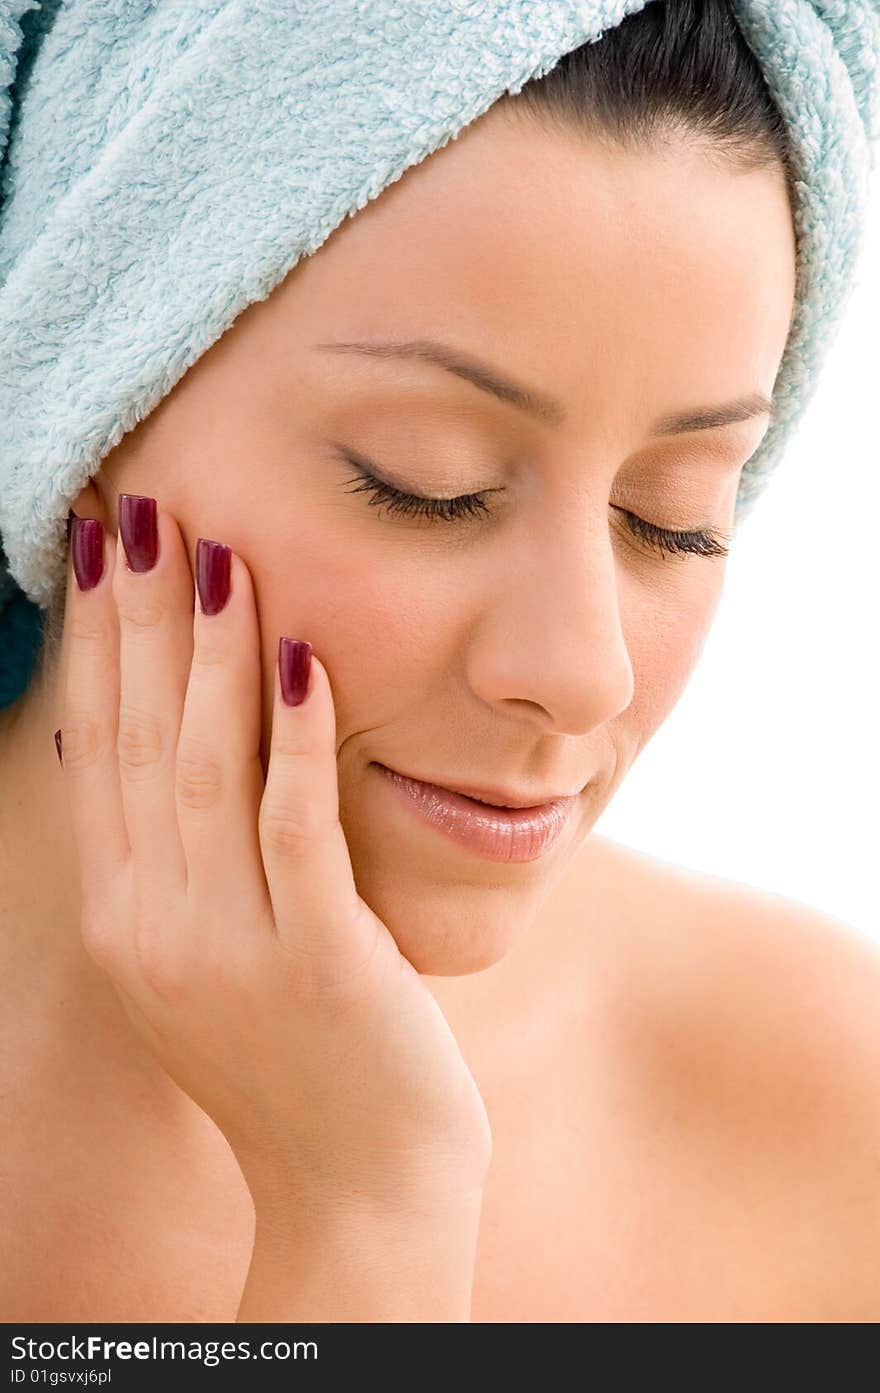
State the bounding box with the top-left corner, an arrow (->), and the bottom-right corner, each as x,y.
1,0 -> 878,707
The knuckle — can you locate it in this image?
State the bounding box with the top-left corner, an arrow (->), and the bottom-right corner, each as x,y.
268,737 -> 315,767
66,612 -> 111,649
79,910 -> 118,974
58,711 -> 108,769
113,578 -> 166,633
190,638 -> 227,671
175,739 -> 225,811
117,704 -> 168,771
132,914 -> 191,1004
78,877 -> 128,972
259,800 -> 329,859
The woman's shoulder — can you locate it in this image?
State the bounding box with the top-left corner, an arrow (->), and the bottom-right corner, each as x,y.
585,832 -> 880,1054
576,835 -> 880,1318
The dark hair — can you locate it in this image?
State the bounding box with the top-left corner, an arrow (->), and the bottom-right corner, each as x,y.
503,0 -> 797,208
28,0 -> 796,696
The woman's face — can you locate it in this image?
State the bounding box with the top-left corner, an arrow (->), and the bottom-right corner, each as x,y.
75,104 -> 796,975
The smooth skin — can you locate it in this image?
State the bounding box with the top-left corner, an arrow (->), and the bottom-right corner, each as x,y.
2,100 -> 880,1321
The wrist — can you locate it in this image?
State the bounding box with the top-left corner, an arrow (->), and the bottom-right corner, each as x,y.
235,1136 -> 490,1227
250,1164 -> 487,1240
239,1181 -> 486,1323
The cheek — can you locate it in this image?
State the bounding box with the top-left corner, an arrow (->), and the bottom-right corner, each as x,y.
624,568 -> 726,734
254,524 -> 450,735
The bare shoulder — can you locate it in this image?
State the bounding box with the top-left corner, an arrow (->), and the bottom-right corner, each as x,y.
587,833 -> 880,1074
576,835 -> 880,1319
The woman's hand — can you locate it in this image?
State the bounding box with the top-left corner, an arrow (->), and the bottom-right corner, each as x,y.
58,496 -> 492,1218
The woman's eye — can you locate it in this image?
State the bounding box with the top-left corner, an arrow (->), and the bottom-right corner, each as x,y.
612,507 -> 730,559
337,450 -> 729,560
338,452 -> 498,523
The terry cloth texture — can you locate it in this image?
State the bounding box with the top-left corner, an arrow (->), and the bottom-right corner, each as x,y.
1,0 -> 879,706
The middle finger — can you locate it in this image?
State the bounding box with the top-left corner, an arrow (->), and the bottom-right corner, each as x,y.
113,493 -> 192,897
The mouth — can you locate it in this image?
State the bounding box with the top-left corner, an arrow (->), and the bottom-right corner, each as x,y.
371,762 -> 577,863
371,763 -> 577,811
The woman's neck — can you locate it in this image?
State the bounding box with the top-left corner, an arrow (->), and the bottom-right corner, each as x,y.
0,674 -> 74,964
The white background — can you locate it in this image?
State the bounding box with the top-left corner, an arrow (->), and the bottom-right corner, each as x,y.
593,165 -> 879,941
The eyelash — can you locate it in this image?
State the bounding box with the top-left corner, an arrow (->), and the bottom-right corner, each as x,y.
339,456 -> 730,560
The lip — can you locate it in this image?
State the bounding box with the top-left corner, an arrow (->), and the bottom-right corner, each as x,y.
404,774 -> 581,810
373,763 -> 576,863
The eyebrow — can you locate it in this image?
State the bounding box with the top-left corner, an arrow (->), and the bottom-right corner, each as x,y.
313,337 -> 775,436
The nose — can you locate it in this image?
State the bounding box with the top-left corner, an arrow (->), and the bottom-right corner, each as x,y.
464,506 -> 635,736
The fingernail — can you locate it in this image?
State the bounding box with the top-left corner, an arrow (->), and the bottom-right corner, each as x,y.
54,729 -> 63,767
278,638 -> 312,707
118,494 -> 158,572
70,517 -> 105,591
195,539 -> 232,616
66,509 -> 78,545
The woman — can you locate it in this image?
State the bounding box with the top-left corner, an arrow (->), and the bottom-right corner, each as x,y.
1,1 -> 879,1321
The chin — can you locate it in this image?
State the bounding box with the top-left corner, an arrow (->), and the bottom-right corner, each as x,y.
348,855 -> 543,976
338,767 -> 579,975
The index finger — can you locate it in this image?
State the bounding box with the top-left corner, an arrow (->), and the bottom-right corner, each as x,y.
58,516 -> 130,892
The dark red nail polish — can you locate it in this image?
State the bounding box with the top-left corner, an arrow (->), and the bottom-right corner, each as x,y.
278,638 -> 312,707
54,729 -> 63,766
118,494 -> 158,572
70,517 -> 105,591
196,539 -> 232,616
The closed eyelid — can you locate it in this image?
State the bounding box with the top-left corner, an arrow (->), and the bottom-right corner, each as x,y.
332,445 -> 730,559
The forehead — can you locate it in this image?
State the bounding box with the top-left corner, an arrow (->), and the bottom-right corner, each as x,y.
286,106 -> 797,437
